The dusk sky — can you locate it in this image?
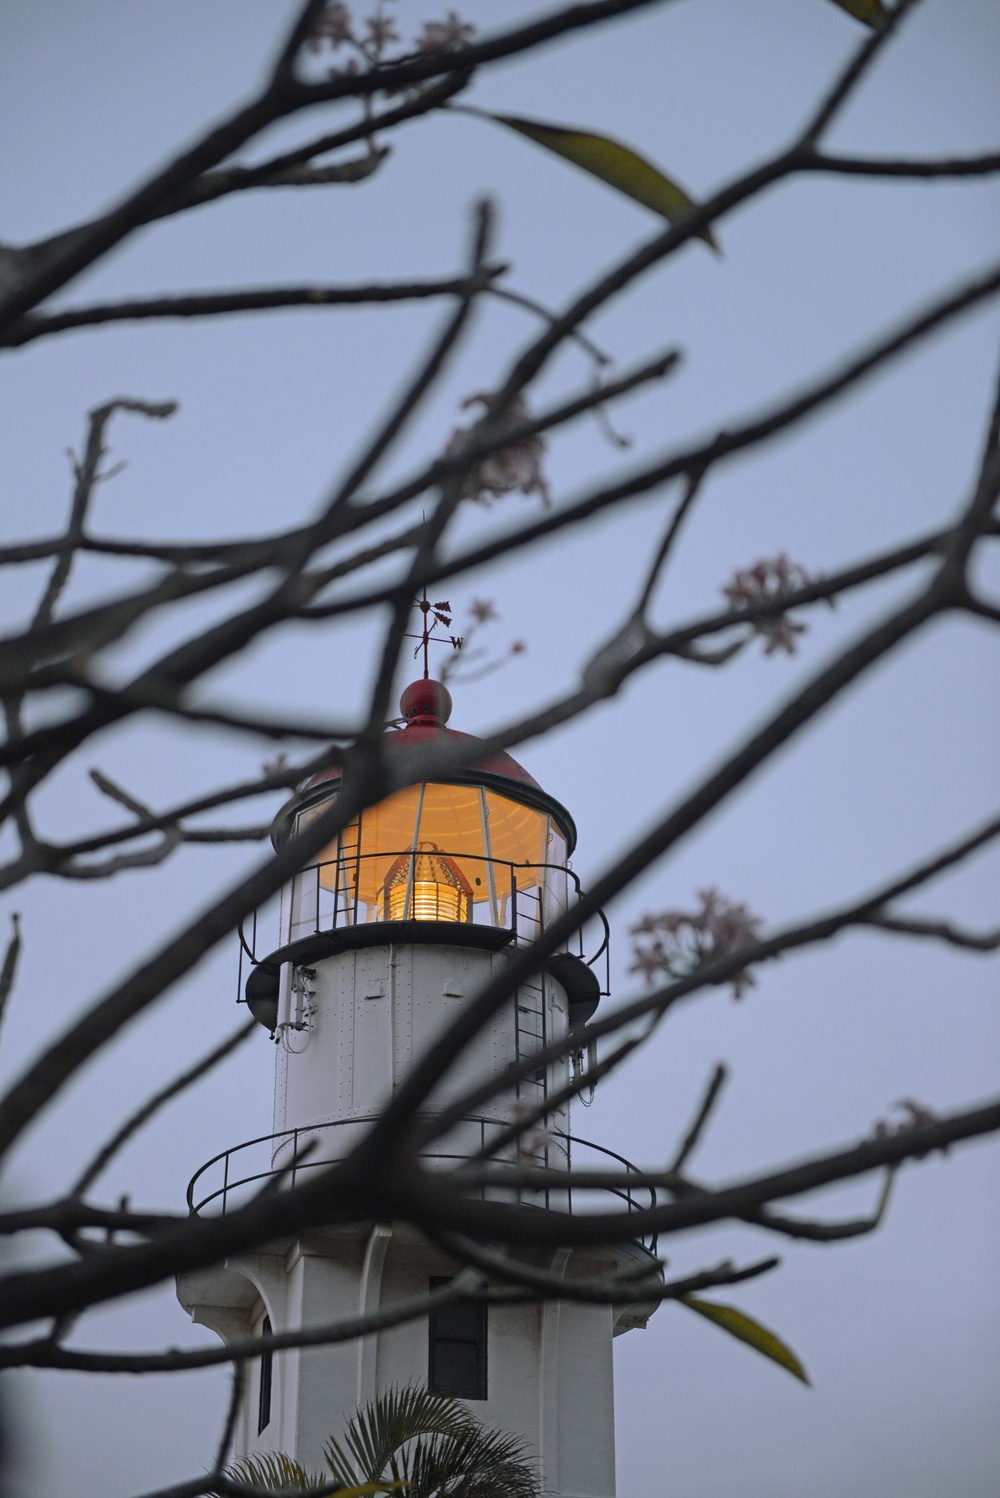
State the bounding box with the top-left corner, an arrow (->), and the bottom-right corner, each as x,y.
0,2 -> 998,1494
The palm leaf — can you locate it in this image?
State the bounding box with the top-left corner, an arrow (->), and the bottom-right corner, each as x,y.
220,1451 -> 327,1493
404,1420 -> 539,1498
324,1384 -> 539,1498
221,1453 -> 388,1497
326,1385 -> 476,1485
680,1296 -> 811,1385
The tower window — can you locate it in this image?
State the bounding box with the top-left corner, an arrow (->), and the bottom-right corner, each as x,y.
428,1279 -> 487,1400
257,1314 -> 273,1434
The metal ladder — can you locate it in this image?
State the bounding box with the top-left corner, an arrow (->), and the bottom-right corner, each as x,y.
514,973 -> 548,1109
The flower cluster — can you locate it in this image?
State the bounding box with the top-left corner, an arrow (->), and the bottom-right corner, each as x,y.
444,394 -> 552,508
628,888 -> 764,1000
721,553 -> 814,656
309,0 -> 475,75
415,11 -> 476,52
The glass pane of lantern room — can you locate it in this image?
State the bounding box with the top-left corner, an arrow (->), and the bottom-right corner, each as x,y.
542,821 -> 569,926
481,789 -> 550,938
481,790 -> 548,873
406,784 -> 490,919
297,783 -> 557,933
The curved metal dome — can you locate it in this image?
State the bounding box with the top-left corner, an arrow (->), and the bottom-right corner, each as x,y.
273,679 -> 576,853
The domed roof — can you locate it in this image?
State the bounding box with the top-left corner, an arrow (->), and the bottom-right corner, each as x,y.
305,678 -> 542,793
289,679 -> 574,850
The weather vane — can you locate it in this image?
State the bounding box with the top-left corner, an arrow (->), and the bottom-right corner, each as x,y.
403,591 -> 464,679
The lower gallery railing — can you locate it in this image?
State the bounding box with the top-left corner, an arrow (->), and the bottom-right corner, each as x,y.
186,1113 -> 658,1254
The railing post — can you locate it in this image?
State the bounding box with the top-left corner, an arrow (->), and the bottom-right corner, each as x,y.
566,1132 -> 572,1216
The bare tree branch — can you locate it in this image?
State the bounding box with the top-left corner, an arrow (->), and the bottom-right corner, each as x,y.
863,912 -> 1000,951
72,1019 -> 257,1197
670,1065 -> 729,1172
0,912 -> 21,1043
2,269 -> 505,350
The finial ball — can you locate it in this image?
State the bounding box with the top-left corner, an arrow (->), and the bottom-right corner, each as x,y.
399,679 -> 453,724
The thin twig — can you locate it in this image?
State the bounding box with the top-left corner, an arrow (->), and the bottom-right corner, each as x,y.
3,271 -> 505,350
863,912 -> 1000,951
72,1019 -> 257,1196
671,1064 -> 729,1172
212,1361 -> 246,1473
0,913 -> 21,1043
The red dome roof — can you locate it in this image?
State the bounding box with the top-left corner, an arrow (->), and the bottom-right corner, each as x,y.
280,680 -> 575,852
306,679 -> 540,792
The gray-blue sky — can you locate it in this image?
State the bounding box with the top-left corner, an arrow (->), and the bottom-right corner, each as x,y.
0,1 -> 998,1494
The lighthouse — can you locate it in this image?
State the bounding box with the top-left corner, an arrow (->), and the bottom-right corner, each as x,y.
178,675 -> 660,1497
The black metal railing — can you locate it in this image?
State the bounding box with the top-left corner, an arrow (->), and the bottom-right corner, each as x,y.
186,1113 -> 657,1254
237,848 -> 610,1000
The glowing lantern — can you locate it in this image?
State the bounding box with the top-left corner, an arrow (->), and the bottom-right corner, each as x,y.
276,678 -> 574,941
382,843 -> 473,923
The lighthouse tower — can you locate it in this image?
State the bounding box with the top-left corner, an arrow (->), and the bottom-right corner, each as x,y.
178,677 -> 659,1497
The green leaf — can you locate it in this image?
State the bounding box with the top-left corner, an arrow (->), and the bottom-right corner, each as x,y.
218,1452 -> 327,1493
825,0 -> 890,29
680,1296 -> 811,1384
467,108 -> 720,252
324,1385 -> 539,1498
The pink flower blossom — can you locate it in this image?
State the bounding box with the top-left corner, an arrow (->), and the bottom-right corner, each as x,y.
628,887 -> 764,1000
722,553 -> 814,655
416,12 -> 477,52
445,393 -> 551,508
364,12 -> 400,55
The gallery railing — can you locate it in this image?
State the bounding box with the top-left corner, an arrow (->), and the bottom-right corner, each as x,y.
186,1113 -> 657,1255
236,848 -> 610,999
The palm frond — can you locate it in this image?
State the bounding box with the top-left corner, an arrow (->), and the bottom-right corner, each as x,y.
324,1384 -> 539,1498
403,1420 -> 539,1498
220,1450 -> 328,1493
326,1385 -> 475,1485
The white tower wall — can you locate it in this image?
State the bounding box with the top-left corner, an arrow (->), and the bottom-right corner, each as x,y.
180,886 -> 655,1495
271,942 -> 571,1164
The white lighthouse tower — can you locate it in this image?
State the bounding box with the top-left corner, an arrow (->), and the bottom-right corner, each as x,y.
178,676 -> 659,1496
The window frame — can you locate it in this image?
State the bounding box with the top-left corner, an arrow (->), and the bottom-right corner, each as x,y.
427,1278 -> 488,1401
257,1313 -> 273,1434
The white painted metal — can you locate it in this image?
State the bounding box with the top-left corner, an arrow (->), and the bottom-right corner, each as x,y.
178,939 -> 655,1495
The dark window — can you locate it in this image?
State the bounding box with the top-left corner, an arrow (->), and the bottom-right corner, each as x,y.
428,1278 -> 487,1400
257,1314 -> 273,1434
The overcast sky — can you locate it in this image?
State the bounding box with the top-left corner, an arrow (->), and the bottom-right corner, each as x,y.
0,1 -> 998,1495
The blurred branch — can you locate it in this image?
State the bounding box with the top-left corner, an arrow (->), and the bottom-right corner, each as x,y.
814,148 -> 1000,179
72,1018 -> 256,1196
863,912 -> 1000,951
31,400 -> 178,631
422,807 -> 1000,1135
0,912 -> 21,1042
670,1064 -> 729,1172
213,1362 -> 246,1476
0,0 -> 673,329
2,268 -> 506,350
0,1092 -> 995,1332
0,1273 -> 494,1372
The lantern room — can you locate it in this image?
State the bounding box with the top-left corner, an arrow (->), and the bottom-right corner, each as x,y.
243,678 -> 606,1031
273,678 -> 575,944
